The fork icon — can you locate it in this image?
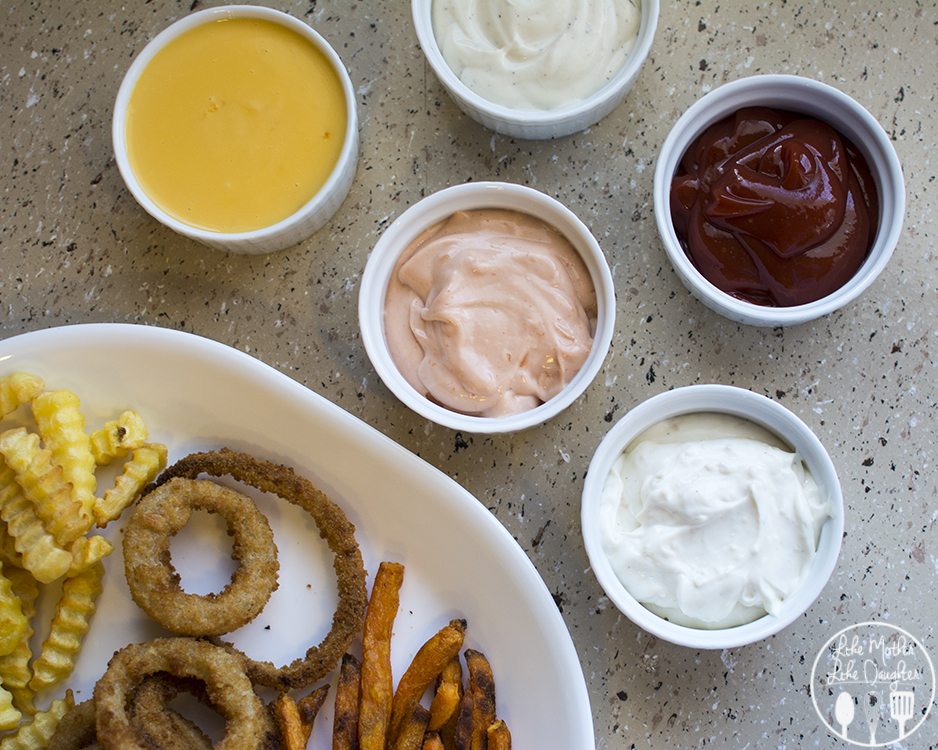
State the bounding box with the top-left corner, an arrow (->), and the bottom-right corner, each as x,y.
889,689 -> 914,739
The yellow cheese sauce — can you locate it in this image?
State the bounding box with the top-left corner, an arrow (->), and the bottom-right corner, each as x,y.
126,17 -> 346,233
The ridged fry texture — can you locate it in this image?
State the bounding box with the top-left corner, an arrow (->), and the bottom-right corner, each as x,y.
32,390 -> 97,518
0,566 -> 39,715
0,564 -> 27,657
94,443 -> 167,527
0,460 -> 71,584
0,428 -> 90,545
0,692 -> 73,750
90,411 -> 148,465
0,686 -> 21,732
0,374 -> 43,421
29,563 -> 104,692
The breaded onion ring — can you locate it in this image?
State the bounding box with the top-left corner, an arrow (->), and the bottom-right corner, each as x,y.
48,699 -> 96,750
93,638 -> 276,750
152,448 -> 367,690
123,478 -> 279,636
48,680 -> 214,750
130,675 -> 213,750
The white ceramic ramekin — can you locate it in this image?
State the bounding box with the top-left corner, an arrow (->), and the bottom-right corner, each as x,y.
581,385 -> 844,649
653,74 -> 905,326
113,5 -> 359,254
412,0 -> 659,140
359,182 -> 615,434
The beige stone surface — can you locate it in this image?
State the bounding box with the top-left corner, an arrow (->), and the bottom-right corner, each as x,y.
1,0 -> 936,747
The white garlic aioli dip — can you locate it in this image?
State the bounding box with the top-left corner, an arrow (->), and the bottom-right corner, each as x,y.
432,0 -> 641,111
600,414 -> 831,629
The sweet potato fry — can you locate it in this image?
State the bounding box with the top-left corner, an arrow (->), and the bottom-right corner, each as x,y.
333,653 -> 361,750
274,694 -> 306,750
486,720 -> 511,750
358,561 -> 404,750
453,689 -> 473,750
393,704 -> 430,750
422,732 -> 445,750
389,618 -> 466,743
297,684 -> 330,727
275,686 -> 329,750
454,650 -> 496,750
428,655 -> 462,733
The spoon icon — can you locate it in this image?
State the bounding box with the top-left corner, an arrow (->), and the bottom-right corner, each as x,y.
834,690 -> 856,740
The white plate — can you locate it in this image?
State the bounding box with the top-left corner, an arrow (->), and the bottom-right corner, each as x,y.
0,323 -> 593,747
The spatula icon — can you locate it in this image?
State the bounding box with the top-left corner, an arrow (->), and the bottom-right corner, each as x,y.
889,689 -> 914,739
834,690 -> 855,740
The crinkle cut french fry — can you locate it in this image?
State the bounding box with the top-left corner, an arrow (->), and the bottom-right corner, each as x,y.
29,562 -> 104,693
90,410 -> 148,466
0,461 -> 71,584
333,653 -> 362,750
0,563 -> 28,658
0,428 -> 89,545
0,374 -> 43,422
0,566 -> 38,715
0,690 -> 73,750
359,561 -> 405,750
67,534 -> 113,577
486,720 -> 511,750
93,443 -> 167,527
393,704 -> 430,750
389,618 -> 466,744
31,390 -> 97,518
0,685 -> 21,731
0,523 -> 22,570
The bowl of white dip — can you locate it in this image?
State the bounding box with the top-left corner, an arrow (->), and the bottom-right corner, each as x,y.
359,182 -> 615,433
581,385 -> 844,649
413,0 -> 659,139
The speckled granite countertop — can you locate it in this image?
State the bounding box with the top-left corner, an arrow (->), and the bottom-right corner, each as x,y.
1,1 -> 936,747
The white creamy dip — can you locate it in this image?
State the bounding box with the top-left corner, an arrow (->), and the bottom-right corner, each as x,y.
599,414 -> 831,629
432,0 -> 641,111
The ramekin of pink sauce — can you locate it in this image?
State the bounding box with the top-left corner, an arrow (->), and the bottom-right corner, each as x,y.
359,182 -> 615,433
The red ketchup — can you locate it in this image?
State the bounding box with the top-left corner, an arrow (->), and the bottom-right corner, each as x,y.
670,108 -> 879,307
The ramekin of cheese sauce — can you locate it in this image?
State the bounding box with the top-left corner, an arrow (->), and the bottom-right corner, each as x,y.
653,75 -> 905,326
113,6 -> 358,254
581,385 -> 844,649
359,182 -> 615,433
412,0 -> 659,139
